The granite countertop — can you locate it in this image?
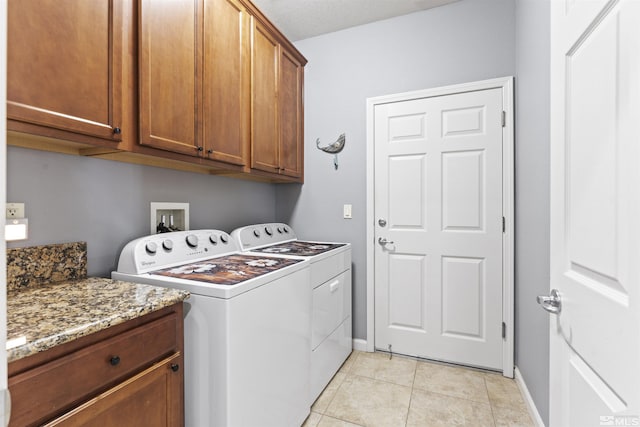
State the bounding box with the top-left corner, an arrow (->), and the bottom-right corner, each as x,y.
7,277 -> 190,363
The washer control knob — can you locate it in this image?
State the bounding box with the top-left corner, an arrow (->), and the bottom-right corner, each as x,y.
185,235 -> 198,248
220,234 -> 229,244
283,226 -> 290,233
253,229 -> 261,238
162,240 -> 173,251
145,242 -> 158,254
265,226 -> 273,236
209,235 -> 218,245
277,227 -> 283,234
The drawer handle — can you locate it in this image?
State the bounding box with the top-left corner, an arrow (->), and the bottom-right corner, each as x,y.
329,280 -> 340,293
109,356 -> 121,366
171,364 -> 180,372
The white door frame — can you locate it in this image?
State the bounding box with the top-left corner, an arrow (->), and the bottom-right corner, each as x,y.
1,1 -> 9,424
365,76 -> 515,377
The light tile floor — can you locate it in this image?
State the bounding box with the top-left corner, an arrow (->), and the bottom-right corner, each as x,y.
303,351 -> 535,427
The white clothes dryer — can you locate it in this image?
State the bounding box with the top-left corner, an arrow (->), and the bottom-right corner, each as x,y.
231,223 -> 352,404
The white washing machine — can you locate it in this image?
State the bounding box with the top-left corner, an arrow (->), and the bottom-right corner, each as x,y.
231,223 -> 352,404
112,229 -> 311,427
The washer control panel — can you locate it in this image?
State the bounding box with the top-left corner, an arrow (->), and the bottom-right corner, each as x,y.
117,230 -> 236,274
230,223 -> 297,251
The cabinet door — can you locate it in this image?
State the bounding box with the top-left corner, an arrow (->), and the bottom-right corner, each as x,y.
7,0 -> 123,142
139,0 -> 201,156
203,0 -> 250,166
45,354 -> 183,427
251,18 -> 280,174
278,48 -> 304,179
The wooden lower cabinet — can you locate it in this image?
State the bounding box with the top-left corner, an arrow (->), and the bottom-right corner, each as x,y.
45,354 -> 182,427
8,304 -> 184,427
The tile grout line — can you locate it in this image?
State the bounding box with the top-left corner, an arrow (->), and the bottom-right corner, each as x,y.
483,376 -> 499,427
403,360 -> 419,427
410,387 -> 493,407
322,351 -> 360,424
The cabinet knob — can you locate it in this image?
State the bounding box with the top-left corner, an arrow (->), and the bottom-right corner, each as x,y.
207,149 -> 213,154
171,364 -> 180,372
113,127 -> 121,135
110,356 -> 121,366
197,146 -> 203,152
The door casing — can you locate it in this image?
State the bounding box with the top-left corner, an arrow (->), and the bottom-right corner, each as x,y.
365,76 -> 514,377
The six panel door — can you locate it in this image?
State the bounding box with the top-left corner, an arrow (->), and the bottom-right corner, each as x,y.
374,88 -> 504,370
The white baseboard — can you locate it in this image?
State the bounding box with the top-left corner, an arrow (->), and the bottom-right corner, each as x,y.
514,366 -> 546,427
352,339 -> 368,352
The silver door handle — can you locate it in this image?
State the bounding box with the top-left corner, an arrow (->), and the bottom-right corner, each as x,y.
378,237 -> 394,245
537,289 -> 562,314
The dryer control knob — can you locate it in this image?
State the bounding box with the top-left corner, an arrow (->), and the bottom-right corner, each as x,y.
277,227 -> 283,234
220,234 -> 229,244
265,226 -> 273,236
283,226 -> 290,233
162,240 -> 173,251
145,242 -> 158,254
253,229 -> 261,238
209,235 -> 218,245
185,235 -> 198,248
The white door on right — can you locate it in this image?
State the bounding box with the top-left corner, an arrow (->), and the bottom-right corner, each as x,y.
549,0 -> 640,425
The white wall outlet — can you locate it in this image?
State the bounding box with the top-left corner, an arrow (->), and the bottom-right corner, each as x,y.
6,202 -> 25,218
343,204 -> 352,219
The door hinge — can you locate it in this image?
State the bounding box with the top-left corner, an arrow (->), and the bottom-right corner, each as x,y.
501,111 -> 506,127
502,216 -> 506,233
502,322 -> 506,339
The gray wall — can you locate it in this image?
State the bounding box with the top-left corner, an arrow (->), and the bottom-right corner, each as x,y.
277,0 -> 516,341
7,145 -> 277,277
515,0 -> 550,424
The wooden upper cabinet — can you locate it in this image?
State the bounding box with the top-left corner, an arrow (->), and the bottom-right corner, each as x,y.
7,0 -> 123,143
7,0 -> 304,181
139,0 -> 201,156
251,18 -> 280,174
203,0 -> 250,166
278,48 -> 304,179
250,16 -> 306,180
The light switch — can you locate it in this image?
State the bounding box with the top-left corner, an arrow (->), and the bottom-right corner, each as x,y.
343,204 -> 352,219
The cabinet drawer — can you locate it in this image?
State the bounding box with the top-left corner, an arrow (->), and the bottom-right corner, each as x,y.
9,313 -> 178,427
44,353 -> 183,427
312,270 -> 351,350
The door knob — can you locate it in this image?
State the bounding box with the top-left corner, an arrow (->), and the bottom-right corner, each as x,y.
378,237 -> 394,245
537,289 -> 562,314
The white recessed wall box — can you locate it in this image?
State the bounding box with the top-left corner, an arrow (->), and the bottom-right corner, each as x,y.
150,202 -> 189,234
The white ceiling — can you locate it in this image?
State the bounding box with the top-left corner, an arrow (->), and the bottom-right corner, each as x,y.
251,0 -> 460,41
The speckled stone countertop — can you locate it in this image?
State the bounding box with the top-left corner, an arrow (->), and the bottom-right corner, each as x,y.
7,277 -> 190,363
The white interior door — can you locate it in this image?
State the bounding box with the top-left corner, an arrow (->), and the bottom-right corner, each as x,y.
373,87 -> 504,371
549,0 -> 640,425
